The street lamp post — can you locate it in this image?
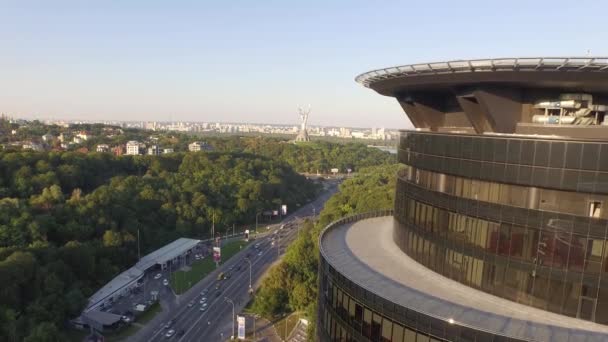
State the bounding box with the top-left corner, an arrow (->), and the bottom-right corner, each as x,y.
245,258 -> 252,290
277,233 -> 281,258
225,297 -> 235,339
253,314 -> 259,341
255,211 -> 261,232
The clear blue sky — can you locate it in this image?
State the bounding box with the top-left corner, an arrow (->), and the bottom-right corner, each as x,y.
1,0 -> 606,129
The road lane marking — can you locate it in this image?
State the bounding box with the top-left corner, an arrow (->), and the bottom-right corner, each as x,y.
178,231 -> 297,342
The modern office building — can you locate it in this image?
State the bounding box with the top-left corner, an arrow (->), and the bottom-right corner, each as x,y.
318,58 -> 608,341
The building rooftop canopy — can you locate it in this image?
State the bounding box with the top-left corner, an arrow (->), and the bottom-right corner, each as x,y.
356,57 -> 608,88
356,57 -> 608,138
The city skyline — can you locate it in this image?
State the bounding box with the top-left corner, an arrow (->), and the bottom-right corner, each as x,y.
3,1 -> 608,128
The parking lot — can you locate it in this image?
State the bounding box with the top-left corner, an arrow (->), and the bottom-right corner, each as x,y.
100,242 -> 212,321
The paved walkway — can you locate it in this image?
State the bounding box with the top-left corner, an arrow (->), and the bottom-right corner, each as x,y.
245,315 -> 282,342
287,319 -> 308,342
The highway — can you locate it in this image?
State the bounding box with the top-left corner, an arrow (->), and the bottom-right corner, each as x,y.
131,181 -> 338,342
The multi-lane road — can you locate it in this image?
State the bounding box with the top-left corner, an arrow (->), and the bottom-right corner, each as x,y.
131,181 -> 338,342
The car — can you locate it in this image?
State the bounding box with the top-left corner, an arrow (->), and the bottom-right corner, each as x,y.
215,283 -> 221,290
121,315 -> 131,323
258,251 -> 263,256
177,330 -> 185,338
228,266 -> 234,271
217,272 -> 225,281
225,272 -> 231,279
154,273 -> 162,280
165,329 -> 175,338
215,290 -> 221,297
201,303 -> 208,308
164,319 -> 175,329
163,279 -> 169,286
199,305 -> 207,312
199,297 -> 207,304
195,255 -> 200,260
200,289 -> 208,296
236,265 -> 241,271
187,300 -> 195,308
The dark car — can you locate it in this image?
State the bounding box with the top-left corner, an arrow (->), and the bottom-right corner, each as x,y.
164,319 -> 175,329
177,330 -> 185,338
215,290 -> 221,297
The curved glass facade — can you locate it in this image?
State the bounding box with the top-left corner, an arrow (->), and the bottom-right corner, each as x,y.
318,213 -> 526,342
395,131 -> 608,324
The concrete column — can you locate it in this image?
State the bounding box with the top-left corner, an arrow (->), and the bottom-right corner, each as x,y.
407,167 -> 414,181
437,173 -> 447,193
527,187 -> 540,209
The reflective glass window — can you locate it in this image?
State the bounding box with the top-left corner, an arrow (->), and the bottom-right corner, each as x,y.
404,327 -> 417,342
381,318 -> 393,342
392,324 -> 404,342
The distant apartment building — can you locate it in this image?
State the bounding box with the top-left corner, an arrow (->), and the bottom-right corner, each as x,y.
125,141 -> 142,155
22,142 -> 44,151
96,144 -> 110,153
73,136 -> 83,144
77,132 -> 90,141
188,141 -> 212,152
41,133 -> 54,142
147,145 -> 161,156
112,146 -> 124,156
163,148 -> 174,154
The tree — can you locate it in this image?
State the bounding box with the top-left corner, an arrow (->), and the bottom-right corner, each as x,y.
24,322 -> 62,342
102,230 -> 123,247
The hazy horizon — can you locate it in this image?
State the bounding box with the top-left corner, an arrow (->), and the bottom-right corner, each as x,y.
2,0 -> 608,129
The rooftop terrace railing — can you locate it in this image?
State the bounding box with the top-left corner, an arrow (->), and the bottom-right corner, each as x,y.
355,57 -> 608,87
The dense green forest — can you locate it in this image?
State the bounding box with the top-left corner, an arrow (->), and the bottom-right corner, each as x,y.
0,136 -> 394,341
249,163 -> 403,339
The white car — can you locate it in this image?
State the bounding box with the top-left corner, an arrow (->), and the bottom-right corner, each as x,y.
199,305 -> 207,312
154,273 -> 162,280
163,279 -> 169,286
199,297 -> 207,304
165,329 -> 175,338
187,300 -> 195,308
195,255 -> 200,260
258,251 -> 263,256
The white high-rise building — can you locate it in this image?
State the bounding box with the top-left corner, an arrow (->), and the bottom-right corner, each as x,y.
126,141 -> 142,155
